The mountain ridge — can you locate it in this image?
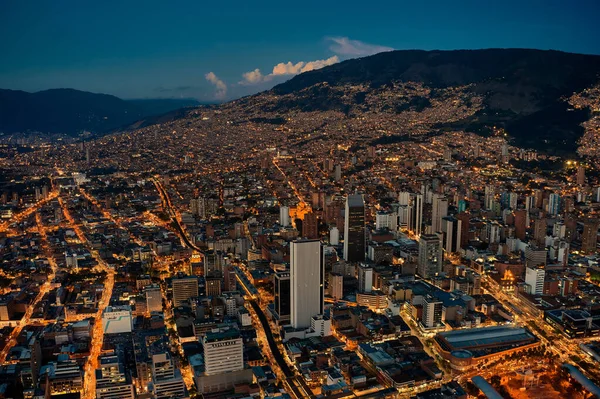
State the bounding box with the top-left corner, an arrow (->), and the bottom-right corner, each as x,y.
0,88 -> 202,136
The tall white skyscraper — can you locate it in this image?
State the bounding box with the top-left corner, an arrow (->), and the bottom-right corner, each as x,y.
398,191 -> 411,206
431,194 -> 448,233
280,205 -> 290,227
290,239 -> 324,329
525,266 -> 545,295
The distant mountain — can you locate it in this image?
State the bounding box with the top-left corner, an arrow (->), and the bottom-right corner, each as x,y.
267,49 -> 600,153
0,88 -> 201,136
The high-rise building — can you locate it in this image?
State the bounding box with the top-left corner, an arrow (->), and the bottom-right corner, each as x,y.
533,217 -> 547,246
290,239 -> 324,329
548,193 -> 561,216
514,209 -> 527,240
443,216 -> 462,253
202,330 -> 244,376
358,263 -> 373,293
172,276 -> 199,307
577,165 -> 586,186
422,295 -> 443,328
274,271 -> 290,321
525,266 -> 545,295
418,234 -> 443,279
280,205 -> 290,227
398,191 -> 411,206
375,210 -> 398,231
329,226 -> 339,245
152,353 -> 188,399
329,273 -> 343,300
431,194 -> 448,233
456,213 -> 470,249
145,285 -> 162,314
343,194 -> 365,262
582,218 -> 599,255
302,212 -> 319,239
409,193 -> 424,236
96,356 -> 135,399
525,245 -> 547,268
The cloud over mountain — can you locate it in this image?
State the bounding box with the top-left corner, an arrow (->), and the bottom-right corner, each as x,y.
240,56 -> 339,85
205,72 -> 227,99
327,36 -> 393,57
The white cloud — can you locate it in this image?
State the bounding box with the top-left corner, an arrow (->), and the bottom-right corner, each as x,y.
241,68 -> 264,84
205,71 -> 227,99
240,55 -> 339,85
328,36 -> 393,57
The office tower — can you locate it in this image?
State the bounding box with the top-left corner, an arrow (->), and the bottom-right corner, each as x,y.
302,212 -> 319,239
525,266 -> 545,295
595,187 -> 600,203
329,226 -> 339,245
422,296 -> 443,328
418,234 -> 443,279
145,285 -> 162,314
375,210 -> 398,231
290,239 -> 324,329
343,194 -> 366,262
456,213 -> 470,249
577,165 -> 586,185
274,271 -> 290,320
398,191 -> 411,206
96,356 -> 135,399
548,193 -> 561,216
431,194 -> 448,233
533,217 -> 547,246
553,221 -> 566,239
514,209 -> 527,240
172,276 -> 199,307
152,353 -> 187,399
358,263 -> 373,293
474,144 -> 481,158
525,245 -> 547,267
223,265 -> 237,292
202,330 -> 244,375
487,222 -> 500,244
409,193 -> 424,237
334,164 -> 342,182
204,250 -> 223,277
484,185 -> 495,210
46,360 -> 83,396
280,205 -> 290,227
205,277 -> 222,297
86,147 -> 90,163
329,273 -> 343,300
525,195 -> 535,213
582,218 -> 599,255
443,216 -> 462,253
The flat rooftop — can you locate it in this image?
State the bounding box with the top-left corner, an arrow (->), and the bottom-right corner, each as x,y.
438,325 -> 535,350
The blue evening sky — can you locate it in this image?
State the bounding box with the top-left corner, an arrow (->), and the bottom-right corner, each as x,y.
1,0 -> 599,101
